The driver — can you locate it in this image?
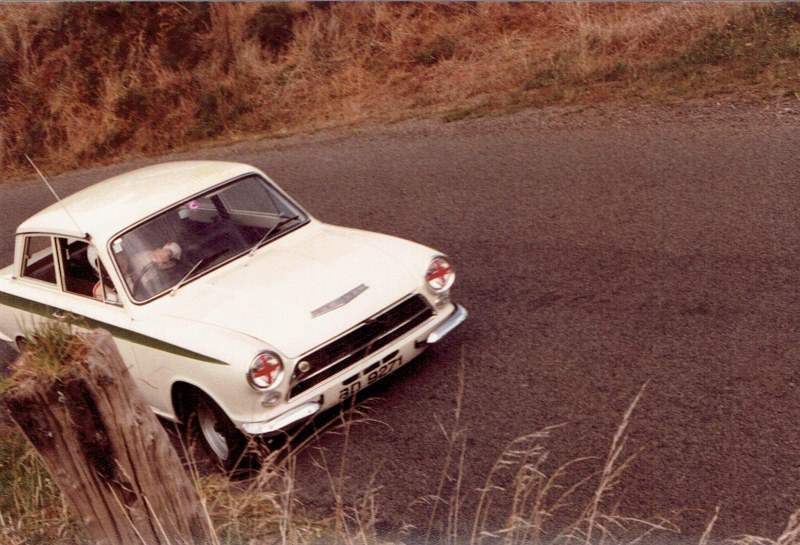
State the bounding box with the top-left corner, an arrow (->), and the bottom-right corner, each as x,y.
125,241 -> 182,298
136,241 -> 182,270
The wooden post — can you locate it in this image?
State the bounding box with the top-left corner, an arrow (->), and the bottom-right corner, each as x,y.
1,329 -> 216,545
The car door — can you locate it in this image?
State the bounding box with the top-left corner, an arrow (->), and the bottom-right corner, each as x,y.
52,237 -> 155,398
6,234 -> 73,336
1,234 -> 132,356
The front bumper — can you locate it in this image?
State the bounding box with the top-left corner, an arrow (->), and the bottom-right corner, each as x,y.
420,304 -> 468,346
241,303 -> 468,436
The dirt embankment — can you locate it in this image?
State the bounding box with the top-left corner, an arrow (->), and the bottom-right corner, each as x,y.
1,3 -> 800,180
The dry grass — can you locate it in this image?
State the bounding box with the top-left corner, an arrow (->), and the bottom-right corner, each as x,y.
2,371 -> 800,545
0,428 -> 79,545
0,331 -> 792,544
400,376 -> 675,545
1,3 -> 799,179
0,321 -> 90,397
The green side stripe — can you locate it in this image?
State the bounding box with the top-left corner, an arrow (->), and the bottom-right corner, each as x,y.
0,290 -> 227,365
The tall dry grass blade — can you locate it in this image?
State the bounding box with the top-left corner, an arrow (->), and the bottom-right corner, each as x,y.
107,485 -> 149,545
468,427 -> 560,545
447,433 -> 469,545
775,509 -> 800,545
580,381 -> 648,545
424,353 -> 467,545
699,504 -> 721,545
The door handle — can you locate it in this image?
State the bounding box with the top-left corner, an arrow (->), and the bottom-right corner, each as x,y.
52,309 -> 65,319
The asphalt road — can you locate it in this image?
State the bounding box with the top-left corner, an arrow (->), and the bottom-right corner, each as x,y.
1,102 -> 799,542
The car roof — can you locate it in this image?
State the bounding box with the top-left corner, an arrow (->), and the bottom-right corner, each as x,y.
16,161 -> 257,242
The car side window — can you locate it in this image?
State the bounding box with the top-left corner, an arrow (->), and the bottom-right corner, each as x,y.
57,238 -> 121,305
21,235 -> 57,284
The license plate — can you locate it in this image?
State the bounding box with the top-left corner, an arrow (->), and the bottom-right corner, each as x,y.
337,354 -> 404,402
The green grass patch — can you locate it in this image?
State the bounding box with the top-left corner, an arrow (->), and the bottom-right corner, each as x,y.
0,321 -> 88,394
0,424 -> 82,544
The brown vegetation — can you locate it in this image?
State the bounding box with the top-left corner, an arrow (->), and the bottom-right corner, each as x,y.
2,327 -> 215,545
3,369 -> 800,545
0,3 -> 799,178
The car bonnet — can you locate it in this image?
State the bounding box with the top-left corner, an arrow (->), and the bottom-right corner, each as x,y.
159,226 -> 422,358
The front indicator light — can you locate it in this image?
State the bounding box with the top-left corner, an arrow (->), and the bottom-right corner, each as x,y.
248,351 -> 285,391
261,391 -> 283,407
434,291 -> 451,309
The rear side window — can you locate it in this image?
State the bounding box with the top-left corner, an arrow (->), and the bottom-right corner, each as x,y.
21,236 -> 56,284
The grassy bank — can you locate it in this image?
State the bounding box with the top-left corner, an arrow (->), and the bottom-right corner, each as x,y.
0,325 -> 800,545
1,384 -> 799,545
0,386 -> 682,545
1,3 -> 799,179
0,342 -> 673,545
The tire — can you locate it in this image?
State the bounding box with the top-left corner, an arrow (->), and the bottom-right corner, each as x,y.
187,393 -> 247,472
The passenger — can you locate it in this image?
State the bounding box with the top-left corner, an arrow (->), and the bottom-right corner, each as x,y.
92,280 -> 119,303
87,245 -> 119,303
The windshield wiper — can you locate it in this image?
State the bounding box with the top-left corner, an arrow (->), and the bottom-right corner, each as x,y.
249,214 -> 300,257
169,248 -> 228,296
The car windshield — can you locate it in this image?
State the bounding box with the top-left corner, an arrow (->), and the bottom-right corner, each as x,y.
111,174 -> 307,302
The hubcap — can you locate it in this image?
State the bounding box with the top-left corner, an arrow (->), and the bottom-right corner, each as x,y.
197,402 -> 229,461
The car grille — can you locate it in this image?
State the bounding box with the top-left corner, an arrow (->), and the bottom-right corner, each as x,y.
290,294 -> 434,398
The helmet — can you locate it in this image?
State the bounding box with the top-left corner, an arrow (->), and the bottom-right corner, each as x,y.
163,241 -> 182,261
87,245 -> 101,277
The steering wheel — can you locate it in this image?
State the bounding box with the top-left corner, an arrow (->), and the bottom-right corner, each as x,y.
131,262 -> 156,299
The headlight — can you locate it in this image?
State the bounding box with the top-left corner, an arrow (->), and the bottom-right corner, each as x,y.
425,255 -> 455,293
247,351 -> 285,391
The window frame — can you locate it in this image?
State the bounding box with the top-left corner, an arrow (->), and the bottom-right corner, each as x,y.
56,237 -> 124,307
19,234 -> 60,288
16,233 -> 126,308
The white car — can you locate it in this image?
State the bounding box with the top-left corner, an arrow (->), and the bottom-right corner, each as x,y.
0,161 -> 467,468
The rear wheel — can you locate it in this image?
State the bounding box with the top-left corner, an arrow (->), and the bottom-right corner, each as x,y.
187,393 -> 246,471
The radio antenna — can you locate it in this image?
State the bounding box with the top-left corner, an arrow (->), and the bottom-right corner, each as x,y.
25,155 -> 89,240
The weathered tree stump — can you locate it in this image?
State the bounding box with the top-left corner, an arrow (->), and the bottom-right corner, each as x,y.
1,329 -> 216,545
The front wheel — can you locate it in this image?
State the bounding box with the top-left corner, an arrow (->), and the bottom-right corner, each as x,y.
187,393 -> 247,471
